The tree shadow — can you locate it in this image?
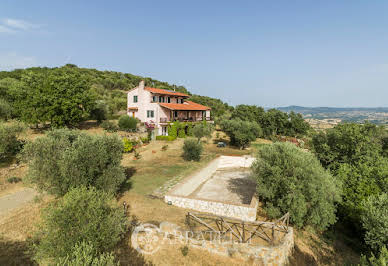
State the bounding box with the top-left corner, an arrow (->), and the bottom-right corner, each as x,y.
0,237 -> 36,266
115,231 -> 154,266
76,120 -> 100,130
288,245 -> 318,266
117,167 -> 136,196
226,175 -> 256,204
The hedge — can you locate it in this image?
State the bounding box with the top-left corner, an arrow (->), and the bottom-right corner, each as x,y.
156,135 -> 176,141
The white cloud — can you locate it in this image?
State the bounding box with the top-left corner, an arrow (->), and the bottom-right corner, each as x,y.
0,18 -> 40,34
0,53 -> 37,70
0,24 -> 15,33
3,18 -> 40,31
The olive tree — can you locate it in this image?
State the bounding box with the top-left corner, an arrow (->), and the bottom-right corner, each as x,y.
361,193 -> 388,252
34,187 -> 127,263
251,142 -> 342,230
183,138 -> 203,161
192,122 -> 213,142
56,241 -> 118,266
220,119 -> 262,149
0,122 -> 25,161
23,129 -> 125,196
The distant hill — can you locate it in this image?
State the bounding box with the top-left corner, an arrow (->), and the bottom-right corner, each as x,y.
277,106 -> 388,114
276,106 -> 388,124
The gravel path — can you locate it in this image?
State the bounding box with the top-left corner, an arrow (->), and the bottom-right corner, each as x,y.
0,188 -> 38,217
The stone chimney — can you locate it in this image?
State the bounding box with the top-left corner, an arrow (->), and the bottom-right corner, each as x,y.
139,80 -> 145,90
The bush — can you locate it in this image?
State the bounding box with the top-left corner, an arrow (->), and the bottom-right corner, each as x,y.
183,138 -> 203,161
180,246 -> 189,256
156,135 -> 176,141
57,241 -> 118,266
251,142 -> 341,230
22,129 -> 126,196
361,193 -> 388,251
168,122 -> 178,139
0,122 -> 25,161
134,150 -> 141,159
122,138 -> 133,153
186,124 -> 193,136
7,176 -> 22,183
141,136 -> 150,144
220,119 -> 262,149
360,246 -> 388,266
178,129 -> 186,138
118,115 -> 137,132
34,187 -> 127,263
101,120 -> 119,132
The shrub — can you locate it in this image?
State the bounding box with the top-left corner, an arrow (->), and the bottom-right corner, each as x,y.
220,119 -> 262,149
180,246 -> 189,256
134,150 -> 141,159
251,142 -> 341,230
34,187 -> 127,262
122,138 -> 133,153
186,124 -> 193,136
168,122 -> 178,139
22,129 -> 126,196
156,135 -> 176,141
361,193 -> 388,251
0,122 -> 25,161
118,115 -> 137,132
360,245 -> 388,266
101,120 -> 118,132
141,136 -> 150,144
183,138 -> 203,161
178,129 -> 186,138
57,241 -> 118,266
7,176 -> 22,183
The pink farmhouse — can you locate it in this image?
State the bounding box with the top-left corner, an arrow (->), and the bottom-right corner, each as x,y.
127,81 -> 212,136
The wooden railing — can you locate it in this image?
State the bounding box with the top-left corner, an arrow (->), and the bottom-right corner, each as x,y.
185,212 -> 290,244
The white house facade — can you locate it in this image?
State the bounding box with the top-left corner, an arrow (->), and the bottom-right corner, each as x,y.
127,81 -> 211,135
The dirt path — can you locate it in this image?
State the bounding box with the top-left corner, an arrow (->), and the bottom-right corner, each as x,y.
0,188 -> 38,217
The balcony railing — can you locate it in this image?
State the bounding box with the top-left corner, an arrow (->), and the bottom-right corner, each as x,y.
160,117 -> 212,123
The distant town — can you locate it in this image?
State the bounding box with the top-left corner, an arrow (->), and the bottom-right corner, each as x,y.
277,106 -> 388,129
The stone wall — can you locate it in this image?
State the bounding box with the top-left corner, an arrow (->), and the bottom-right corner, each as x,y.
164,195 -> 258,222
165,155 -> 258,221
159,223 -> 294,266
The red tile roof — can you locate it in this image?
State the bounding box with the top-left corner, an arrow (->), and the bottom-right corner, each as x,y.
159,101 -> 211,111
145,87 -> 189,97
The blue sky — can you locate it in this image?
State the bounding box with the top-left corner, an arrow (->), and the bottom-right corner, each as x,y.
1,1 -> 387,107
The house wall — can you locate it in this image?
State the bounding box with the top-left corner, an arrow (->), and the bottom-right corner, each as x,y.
127,81 -> 165,124
127,81 -> 211,135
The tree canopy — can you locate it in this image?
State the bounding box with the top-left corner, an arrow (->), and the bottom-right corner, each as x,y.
34,187 -> 127,263
231,105 -> 310,138
22,129 -> 126,196
220,119 -> 262,149
251,142 -> 342,230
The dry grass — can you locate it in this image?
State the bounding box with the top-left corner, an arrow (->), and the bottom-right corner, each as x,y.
290,227 -> 360,266
0,126 -> 362,265
121,139 -> 217,195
